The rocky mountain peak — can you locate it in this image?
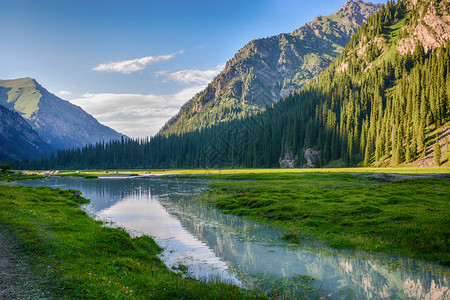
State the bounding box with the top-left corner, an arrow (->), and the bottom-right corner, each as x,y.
337,0 -> 380,26
292,1 -> 380,44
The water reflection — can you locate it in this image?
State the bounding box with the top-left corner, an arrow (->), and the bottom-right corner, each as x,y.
16,176 -> 450,299
161,192 -> 450,299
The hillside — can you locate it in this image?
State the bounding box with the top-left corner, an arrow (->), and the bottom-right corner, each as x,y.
159,0 -> 381,137
0,105 -> 51,162
15,0 -> 450,170
0,78 -> 124,150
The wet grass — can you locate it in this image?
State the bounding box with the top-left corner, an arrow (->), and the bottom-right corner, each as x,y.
0,185 -> 260,299
200,172 -> 450,265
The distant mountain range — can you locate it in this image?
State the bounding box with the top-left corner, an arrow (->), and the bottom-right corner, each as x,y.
0,78 -> 124,161
159,0 -> 381,136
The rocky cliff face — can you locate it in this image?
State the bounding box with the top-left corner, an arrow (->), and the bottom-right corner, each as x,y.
0,105 -> 50,162
336,0 -> 450,73
0,78 -> 124,150
397,0 -> 450,54
159,0 -> 381,136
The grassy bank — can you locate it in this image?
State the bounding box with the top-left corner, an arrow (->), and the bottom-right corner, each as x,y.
0,172 -> 44,182
0,185 -> 258,299
200,172 -> 450,265
20,166 -> 450,177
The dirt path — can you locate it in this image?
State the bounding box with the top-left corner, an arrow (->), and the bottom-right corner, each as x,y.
0,226 -> 49,299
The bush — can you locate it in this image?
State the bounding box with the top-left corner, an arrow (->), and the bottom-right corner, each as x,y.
0,163 -> 11,172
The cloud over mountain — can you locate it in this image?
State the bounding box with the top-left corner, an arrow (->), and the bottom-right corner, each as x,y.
69,85 -> 204,137
92,51 -> 183,74
159,64 -> 225,85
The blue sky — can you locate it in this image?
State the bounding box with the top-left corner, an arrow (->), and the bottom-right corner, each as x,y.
0,0 -> 386,137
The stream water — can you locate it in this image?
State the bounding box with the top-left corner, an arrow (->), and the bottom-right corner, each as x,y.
16,176 -> 450,299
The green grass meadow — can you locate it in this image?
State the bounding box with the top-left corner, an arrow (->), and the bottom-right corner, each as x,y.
0,184 -> 259,299
198,171 -> 450,265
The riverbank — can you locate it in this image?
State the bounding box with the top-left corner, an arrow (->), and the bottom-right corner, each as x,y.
20,166 -> 450,178
0,185 -> 259,299
198,172 -> 450,265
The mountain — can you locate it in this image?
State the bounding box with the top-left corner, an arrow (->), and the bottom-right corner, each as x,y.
0,78 -> 124,150
15,0 -> 450,170
159,0 -> 381,136
0,105 -> 51,162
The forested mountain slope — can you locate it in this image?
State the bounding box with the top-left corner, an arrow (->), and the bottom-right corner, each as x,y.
16,0 -> 450,170
159,0 -> 381,137
0,78 -> 124,150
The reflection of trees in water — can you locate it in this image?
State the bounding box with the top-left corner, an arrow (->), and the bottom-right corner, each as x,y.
163,194 -> 450,299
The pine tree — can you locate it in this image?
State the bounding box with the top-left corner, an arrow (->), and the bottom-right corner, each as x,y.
434,136 -> 441,166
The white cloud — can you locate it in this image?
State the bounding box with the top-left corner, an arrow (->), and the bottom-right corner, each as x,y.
83,59 -> 223,137
57,90 -> 71,96
92,51 -> 183,74
69,86 -> 205,138
159,64 -> 225,85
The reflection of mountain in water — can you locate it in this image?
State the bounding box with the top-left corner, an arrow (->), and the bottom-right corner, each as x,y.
162,193 -> 450,299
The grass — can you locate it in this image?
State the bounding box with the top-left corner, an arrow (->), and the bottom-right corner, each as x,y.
23,166 -> 450,177
0,185 -> 260,299
57,173 -> 99,179
197,172 -> 450,265
0,171 -> 44,182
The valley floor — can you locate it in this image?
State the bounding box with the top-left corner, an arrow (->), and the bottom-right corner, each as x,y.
49,167 -> 449,264
1,168 -> 448,299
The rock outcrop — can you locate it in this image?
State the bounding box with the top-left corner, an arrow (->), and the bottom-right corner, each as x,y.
279,150 -> 298,168
397,0 -> 450,54
304,148 -> 321,168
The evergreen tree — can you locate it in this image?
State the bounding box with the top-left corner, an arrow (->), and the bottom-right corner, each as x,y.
434,136 -> 441,166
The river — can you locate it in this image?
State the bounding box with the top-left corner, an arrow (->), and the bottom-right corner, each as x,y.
15,175 -> 450,299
